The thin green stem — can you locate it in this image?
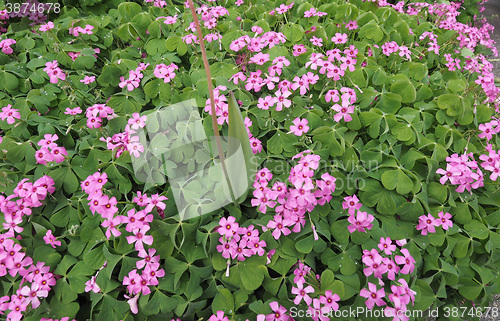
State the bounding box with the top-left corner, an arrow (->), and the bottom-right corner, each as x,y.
187,0 -> 236,204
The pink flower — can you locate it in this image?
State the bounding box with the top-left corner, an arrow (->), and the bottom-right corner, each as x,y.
0,104 -> 21,124
437,211 -> 453,230
342,194 -> 362,215
275,90 -> 292,111
360,282 -> 386,310
209,311 -> 229,321
416,213 -> 440,235
249,137 -> 263,154
310,36 -> 323,47
257,96 -> 277,110
43,230 -> 61,248
35,147 -> 55,165
292,44 -> 306,56
291,282 -> 314,305
331,32 -> 348,44
267,214 -> 292,240
378,237 -> 396,255
394,248 -> 415,274
126,226 -> 154,251
266,301 -> 288,321
218,216 -> 239,238
128,113 -> 147,130
251,190 -> 277,214
80,76 -> 96,84
250,52 -> 270,65
290,118 -> 309,136
347,210 -> 374,233
19,283 -> 48,309
0,39 -> 15,54
332,100 -> 355,122
64,107 -> 82,115
320,290 -> 340,312
346,20 -> 358,30
39,21 -> 55,32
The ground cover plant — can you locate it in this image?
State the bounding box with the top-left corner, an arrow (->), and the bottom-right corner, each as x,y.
0,0 -> 499,320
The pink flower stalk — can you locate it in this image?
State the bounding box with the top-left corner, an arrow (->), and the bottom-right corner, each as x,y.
360,282 -> 386,309
290,118 -> 309,136
84,276 -> 101,293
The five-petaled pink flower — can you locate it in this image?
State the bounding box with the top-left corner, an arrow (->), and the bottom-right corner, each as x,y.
290,118 -> 309,136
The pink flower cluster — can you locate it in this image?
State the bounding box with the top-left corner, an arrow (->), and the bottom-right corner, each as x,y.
416,212 -> 453,235
229,32 -> 287,53
0,39 -> 15,54
69,24 -> 94,36
326,87 -> 357,122
290,262 -> 341,319
1,176 -> 55,235
35,134 -> 68,165
305,45 -> 358,82
443,53 -> 461,71
304,7 -> 327,18
85,103 -> 114,129
181,3 -> 228,43
43,60 -> 66,84
343,194 -> 375,233
478,119 -> 500,141
381,41 -> 411,60
0,177 -> 56,321
81,173 -> 167,314
153,63 -> 178,83
39,21 -> 54,32
419,31 -> 440,55
270,3 -> 294,15
100,113 -> 147,158
359,240 -> 417,321
0,104 -> 21,125
252,151 -> 336,241
68,48 -> 100,61
145,0 -> 167,8
480,144 -> 500,181
216,216 -> 267,275
436,152 -> 484,193
120,65 -> 147,91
